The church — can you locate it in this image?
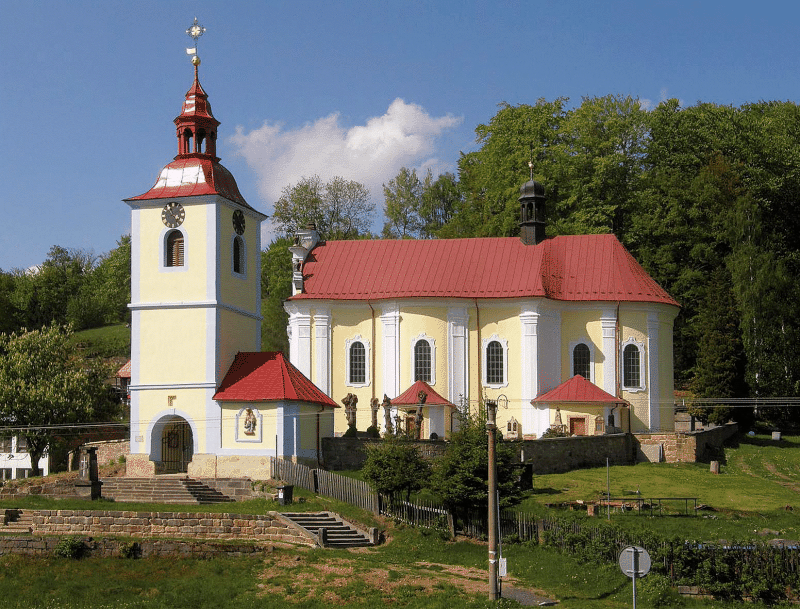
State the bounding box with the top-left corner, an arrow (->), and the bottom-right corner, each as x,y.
285,177 -> 680,440
123,46 -> 679,478
123,55 -> 337,477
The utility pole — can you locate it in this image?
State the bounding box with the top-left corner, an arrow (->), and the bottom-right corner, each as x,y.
486,398 -> 499,601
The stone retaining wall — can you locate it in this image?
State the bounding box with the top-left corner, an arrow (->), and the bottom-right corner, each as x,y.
0,536 -> 273,558
515,433 -> 634,474
9,510 -> 313,546
635,423 -> 738,463
322,437 -> 447,470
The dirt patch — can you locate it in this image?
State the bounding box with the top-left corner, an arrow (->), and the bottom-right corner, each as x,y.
764,463 -> 800,492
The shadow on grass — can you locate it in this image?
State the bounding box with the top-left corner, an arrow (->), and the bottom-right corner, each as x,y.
739,434 -> 800,449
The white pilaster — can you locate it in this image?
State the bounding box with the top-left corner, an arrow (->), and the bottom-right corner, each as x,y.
520,307 -> 542,437
601,309 -> 618,426
314,308 -> 331,395
447,307 -> 469,407
285,304 -> 312,381
380,303 -> 400,400
647,312 -> 660,431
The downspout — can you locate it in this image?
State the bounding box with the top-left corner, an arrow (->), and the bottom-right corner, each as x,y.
368,302 -> 376,404
474,298 -> 481,418
316,404 -> 325,467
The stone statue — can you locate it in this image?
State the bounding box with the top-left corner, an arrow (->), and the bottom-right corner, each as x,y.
370,397 -> 379,429
342,393 -> 358,429
244,408 -> 257,435
382,394 -> 393,435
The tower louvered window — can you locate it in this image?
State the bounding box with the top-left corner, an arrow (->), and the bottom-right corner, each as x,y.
414,340 -> 431,382
166,230 -> 184,267
573,343 -> 590,378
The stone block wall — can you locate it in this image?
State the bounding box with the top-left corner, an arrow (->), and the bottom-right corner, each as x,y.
0,477 -> 82,500
0,536 -> 273,558
16,510 -> 313,546
634,423 -> 738,463
514,433 -> 634,474
322,437 -> 447,470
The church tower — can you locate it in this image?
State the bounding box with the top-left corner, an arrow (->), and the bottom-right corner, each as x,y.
124,53 -> 267,475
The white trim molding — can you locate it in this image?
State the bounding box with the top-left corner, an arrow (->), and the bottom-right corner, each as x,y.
314,308 -> 331,395
345,334 -> 371,388
568,338 -> 595,382
410,332 -> 436,386
447,307 -> 469,407
380,304 -> 400,398
620,336 -> 646,393
482,333 -> 509,389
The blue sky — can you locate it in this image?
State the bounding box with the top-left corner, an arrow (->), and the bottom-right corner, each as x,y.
2,1 -> 799,271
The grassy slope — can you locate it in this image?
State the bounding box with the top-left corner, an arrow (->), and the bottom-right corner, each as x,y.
72,323 -> 130,359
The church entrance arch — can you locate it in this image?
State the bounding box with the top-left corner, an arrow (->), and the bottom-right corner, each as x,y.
152,416 -> 194,474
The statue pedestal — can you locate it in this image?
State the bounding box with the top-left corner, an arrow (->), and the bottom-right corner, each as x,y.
74,480 -> 103,500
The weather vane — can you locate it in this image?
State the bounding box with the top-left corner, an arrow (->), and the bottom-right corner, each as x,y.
185,17 -> 206,62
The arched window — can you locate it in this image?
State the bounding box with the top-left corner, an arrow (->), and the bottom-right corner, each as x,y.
233,235 -> 244,275
573,343 -> 591,378
623,343 -> 641,389
486,340 -> 504,385
166,230 -> 184,267
414,339 -> 431,382
349,341 -> 366,385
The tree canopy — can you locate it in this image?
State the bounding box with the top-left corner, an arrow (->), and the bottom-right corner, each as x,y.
272,175 -> 373,240
0,324 -> 119,476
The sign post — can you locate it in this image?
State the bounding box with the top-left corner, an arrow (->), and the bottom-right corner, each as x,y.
618,546 -> 651,609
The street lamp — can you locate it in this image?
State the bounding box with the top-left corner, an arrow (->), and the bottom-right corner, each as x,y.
486,398 -> 499,601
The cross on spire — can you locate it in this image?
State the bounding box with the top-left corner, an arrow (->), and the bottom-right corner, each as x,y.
185,17 -> 206,61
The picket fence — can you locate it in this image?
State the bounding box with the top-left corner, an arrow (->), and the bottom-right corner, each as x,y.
267,457 -> 539,541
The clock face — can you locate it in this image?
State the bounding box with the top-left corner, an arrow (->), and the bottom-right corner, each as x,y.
233,209 -> 246,235
162,202 -> 185,228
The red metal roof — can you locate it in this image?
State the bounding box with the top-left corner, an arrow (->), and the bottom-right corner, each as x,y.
127,158 -> 251,207
116,359 -> 131,379
392,380 -> 454,407
532,375 -> 629,405
290,234 -> 678,306
213,352 -> 337,407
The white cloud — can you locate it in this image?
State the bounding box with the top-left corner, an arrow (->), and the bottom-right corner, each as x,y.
229,98 -> 462,225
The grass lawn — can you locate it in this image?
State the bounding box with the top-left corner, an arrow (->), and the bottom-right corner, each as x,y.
72,323 -> 130,359
1,432 -> 796,607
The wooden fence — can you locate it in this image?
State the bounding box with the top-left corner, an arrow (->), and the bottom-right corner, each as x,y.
266,457 -> 539,541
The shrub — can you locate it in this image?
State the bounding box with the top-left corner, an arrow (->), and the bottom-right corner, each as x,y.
343,425 -> 358,438
362,438 -> 430,500
53,536 -> 86,559
118,541 -> 140,559
365,425 -> 380,438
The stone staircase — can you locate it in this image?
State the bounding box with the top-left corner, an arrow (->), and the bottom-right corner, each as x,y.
279,512 -> 376,548
100,477 -> 235,504
1,509 -> 33,534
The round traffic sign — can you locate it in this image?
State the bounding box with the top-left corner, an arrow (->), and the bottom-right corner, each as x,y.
618,546 -> 651,578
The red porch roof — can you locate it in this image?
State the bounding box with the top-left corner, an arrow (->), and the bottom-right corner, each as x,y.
214,352 -> 337,407
116,359 -> 131,379
290,234 -> 678,306
392,380 -> 454,407
532,375 -> 629,405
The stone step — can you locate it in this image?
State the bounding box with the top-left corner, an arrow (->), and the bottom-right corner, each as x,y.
100,478 -> 234,505
280,512 -> 374,548
1,509 -> 33,534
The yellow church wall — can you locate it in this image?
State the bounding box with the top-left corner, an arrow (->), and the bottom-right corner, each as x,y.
478,305 -> 522,411
218,210 -> 260,313
399,306 -> 448,390
552,403 -> 607,436
137,203 -> 210,304
328,306 -> 373,431
135,387 -> 212,454
217,308 -> 261,381
619,310 -> 649,430
137,308 -> 210,385
560,310 -> 602,380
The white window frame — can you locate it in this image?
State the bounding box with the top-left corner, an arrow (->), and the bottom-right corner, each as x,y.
161,227 -> 188,272
410,333 -> 436,386
569,339 -> 595,382
482,334 -> 508,389
232,234 -> 247,278
620,337 -> 646,392
345,334 -> 370,388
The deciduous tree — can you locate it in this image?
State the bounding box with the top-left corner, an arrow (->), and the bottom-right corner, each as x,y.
0,324 -> 118,476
